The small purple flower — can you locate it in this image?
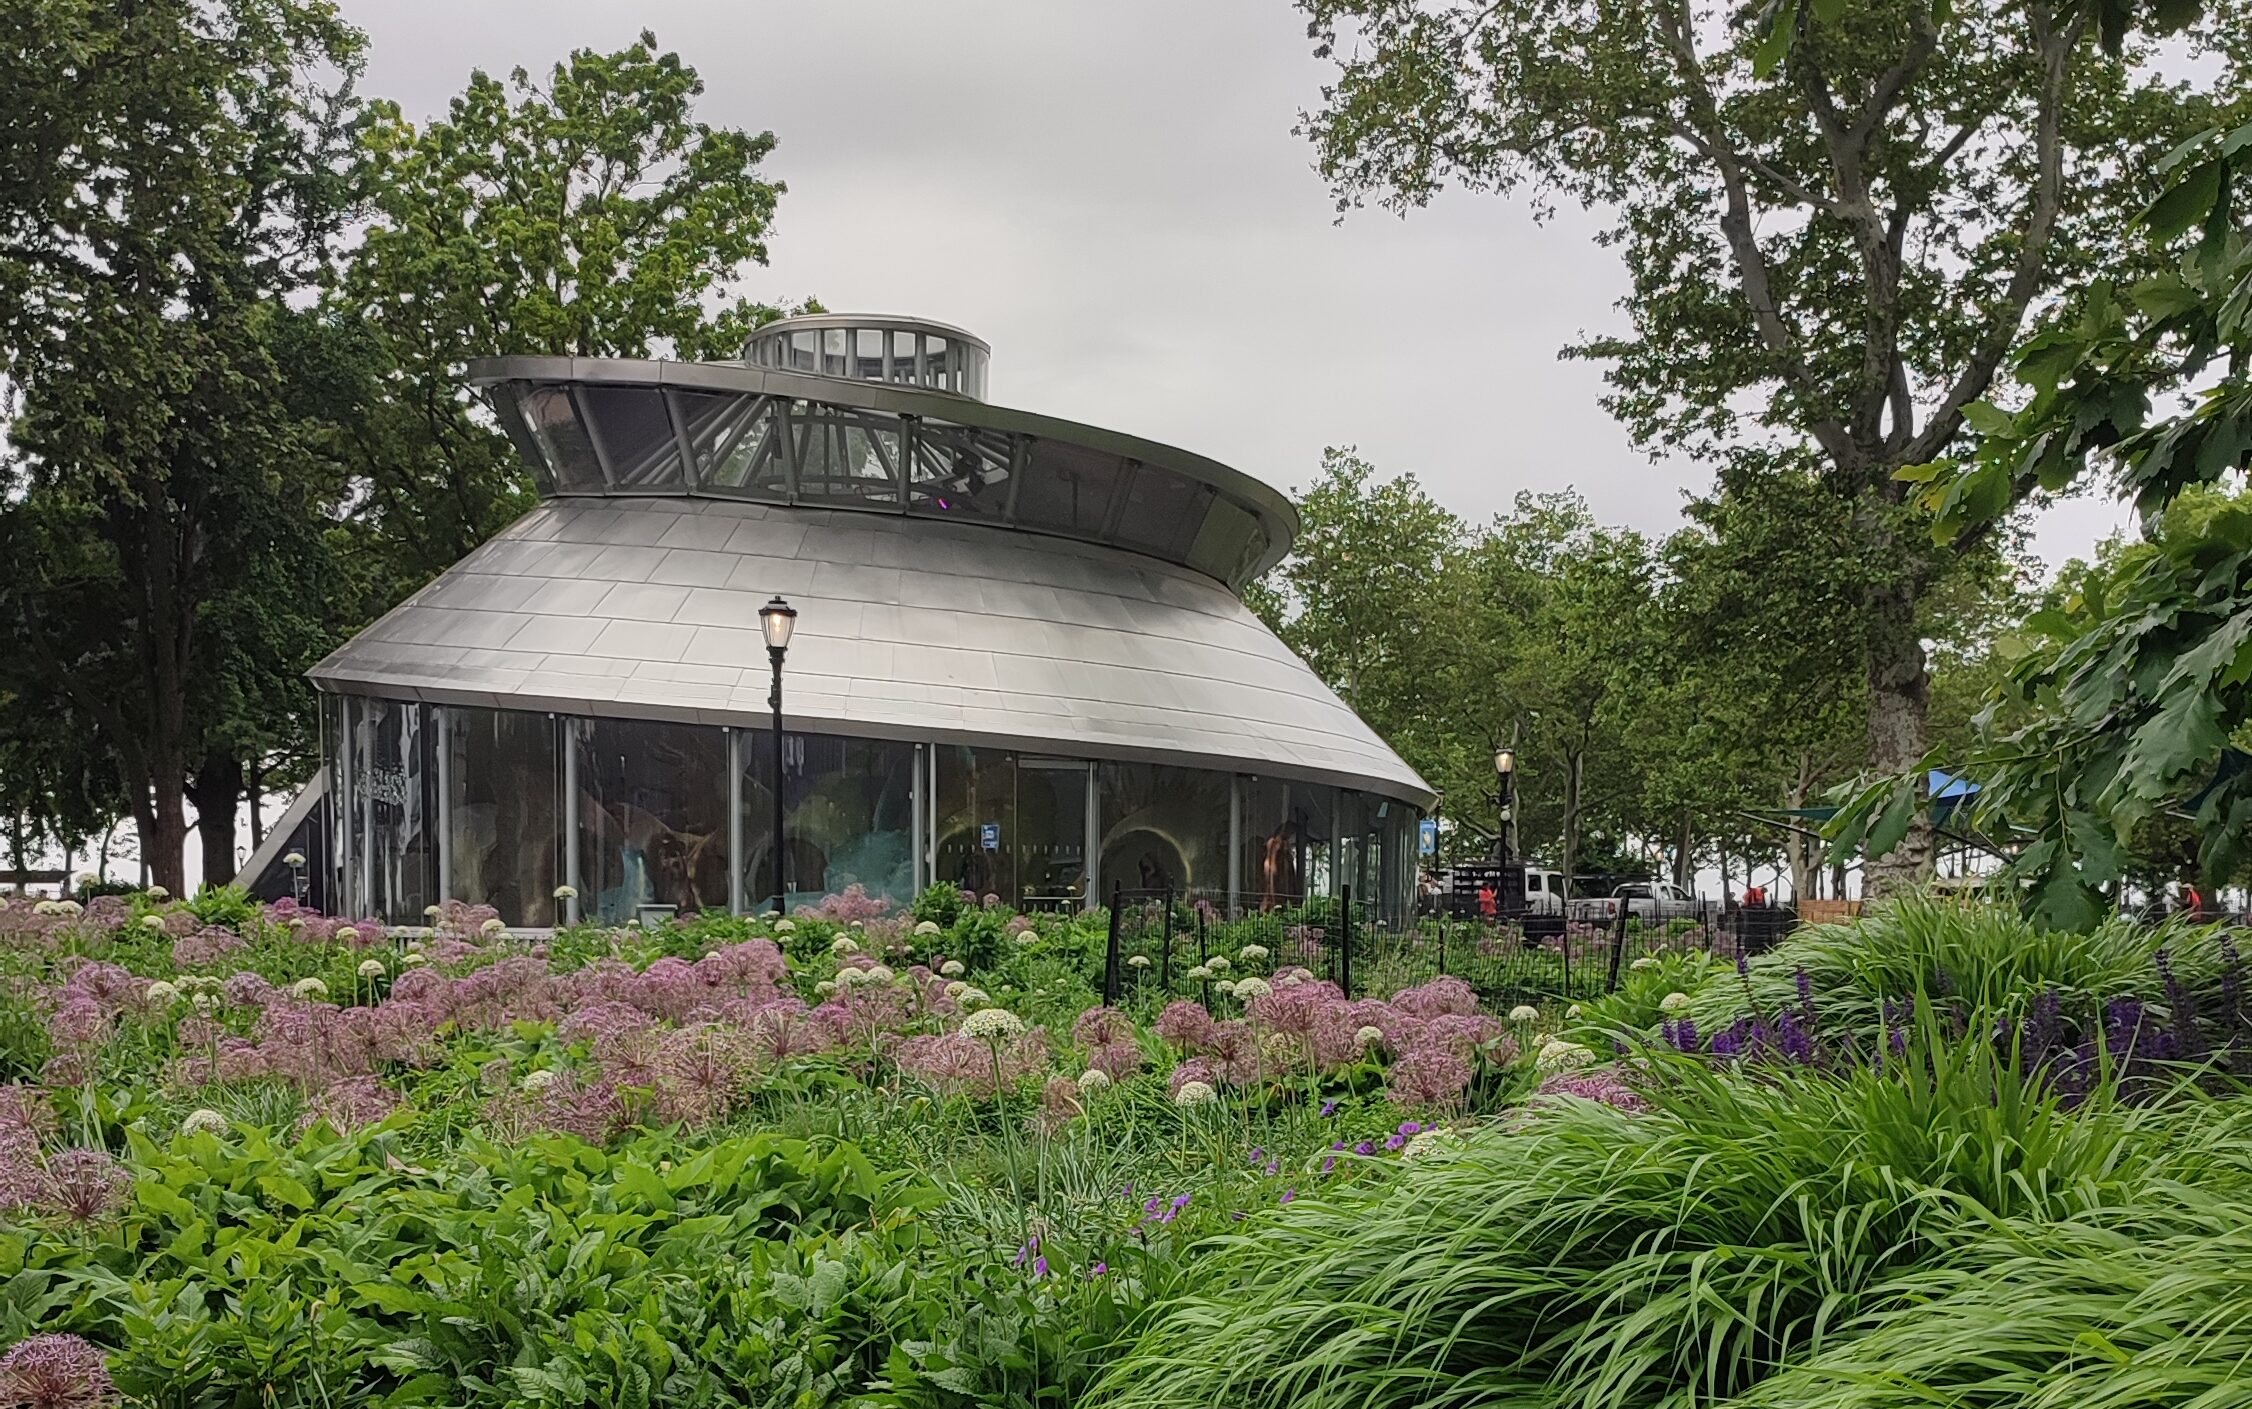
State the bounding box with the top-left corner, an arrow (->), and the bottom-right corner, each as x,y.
1263,1158 -> 1279,1176
1012,1244 -> 1027,1267
1353,1140 -> 1375,1156
1143,1196 -> 1161,1216
1121,1182 -> 1133,1197
1172,1192 -> 1191,1209
1397,1120 -> 1422,1136
1089,1261 -> 1108,1278
1032,1255 -> 1049,1277
1279,1187 -> 1296,1204
1330,1139 -> 1346,1151
1232,1210 -> 1246,1221
1248,1147 -> 1265,1162
1319,1099 -> 1339,1117
1384,1133 -> 1406,1151
1320,1155 -> 1337,1174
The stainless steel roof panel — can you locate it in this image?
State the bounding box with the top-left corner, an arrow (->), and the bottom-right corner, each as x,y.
312,498 -> 1431,806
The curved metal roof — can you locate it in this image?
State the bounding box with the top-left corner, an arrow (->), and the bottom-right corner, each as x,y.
311,496 -> 1432,807
469,355 -> 1298,588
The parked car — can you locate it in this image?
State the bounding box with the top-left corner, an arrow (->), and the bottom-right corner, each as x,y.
1568,880 -> 1701,925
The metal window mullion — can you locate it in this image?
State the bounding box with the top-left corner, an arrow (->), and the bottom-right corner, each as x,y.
1083,763 -> 1099,913
434,706 -> 452,906
562,717 -> 582,927
911,742 -> 926,893
897,415 -> 916,507
337,697 -> 355,916
568,385 -> 619,491
709,395 -> 764,479
1003,435 -> 1028,522
1228,774 -> 1242,917
727,727 -> 744,914
1099,459 -> 1138,538
663,389 -> 701,491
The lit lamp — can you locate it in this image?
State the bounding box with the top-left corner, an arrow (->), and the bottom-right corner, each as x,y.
1493,748 -> 1516,865
758,597 -> 798,916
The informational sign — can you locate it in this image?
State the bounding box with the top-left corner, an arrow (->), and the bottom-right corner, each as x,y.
979,822 -> 1000,852
1418,818 -> 1438,856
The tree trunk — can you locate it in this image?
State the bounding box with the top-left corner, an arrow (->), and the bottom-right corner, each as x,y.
248,755 -> 264,849
188,751 -> 243,890
1673,810 -> 1693,889
1862,573 -> 1934,897
1784,751 -> 1818,901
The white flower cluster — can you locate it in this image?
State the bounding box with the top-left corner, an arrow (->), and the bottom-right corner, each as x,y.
1237,944 -> 1269,963
1354,1024 -> 1384,1048
521,1069 -> 558,1092
144,981 -> 180,1006
913,920 -> 943,937
1508,1004 -> 1541,1024
1630,956 -> 1659,971
553,884 -> 578,901
775,919 -> 797,934
1126,954 -> 1151,969
1185,965 -> 1212,982
291,977 -> 329,999
1231,976 -> 1273,1002
181,1109 -> 230,1138
960,1007 -> 1025,1041
1658,991 -> 1692,1013
401,951 -> 428,968
1204,955 -> 1231,974
1535,1038 -> 1596,1074
140,915 -> 166,931
1077,1068 -> 1112,1092
1172,1080 -> 1218,1107
939,959 -> 966,978
1215,979 -> 1237,996
481,917 -> 507,937
357,959 -> 387,979
831,935 -> 860,956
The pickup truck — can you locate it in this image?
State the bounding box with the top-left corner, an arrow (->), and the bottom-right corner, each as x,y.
1567,880 -> 1702,925
1520,868 -> 1566,916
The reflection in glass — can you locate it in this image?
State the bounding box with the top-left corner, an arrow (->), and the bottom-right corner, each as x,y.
442,707 -> 558,927
1096,762 -> 1230,895
743,731 -> 917,909
935,749 -> 1089,905
514,384 -> 605,493
354,698 -> 435,923
1240,778 -> 1334,911
1015,440 -> 1126,537
578,385 -> 682,488
576,719 -> 729,922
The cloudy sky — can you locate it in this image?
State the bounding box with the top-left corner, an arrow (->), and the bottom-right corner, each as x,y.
348,0 -> 2129,574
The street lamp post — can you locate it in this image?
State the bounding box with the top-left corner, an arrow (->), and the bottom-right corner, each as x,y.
759,597 -> 798,916
1493,748 -> 1516,865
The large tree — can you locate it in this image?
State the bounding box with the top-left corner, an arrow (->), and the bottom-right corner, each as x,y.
1297,0 -> 2246,891
0,0 -> 365,893
333,31 -> 794,593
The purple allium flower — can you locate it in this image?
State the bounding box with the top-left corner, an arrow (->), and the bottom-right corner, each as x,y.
0,1333 -> 116,1409
36,1149 -> 130,1226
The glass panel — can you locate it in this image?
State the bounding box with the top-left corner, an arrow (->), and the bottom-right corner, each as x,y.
788,330 -> 818,372
935,746 -> 1015,900
442,706 -> 558,927
356,698 -> 435,924
905,421 -> 1014,519
1014,439 -> 1125,538
794,404 -> 902,507
922,336 -> 951,392
821,328 -> 849,377
742,731 -> 917,910
853,327 -> 887,381
1240,778 -> 1334,910
487,381 -> 558,495
1335,790 -> 1369,903
1112,467 -> 1213,560
935,750 -> 1090,906
1096,762 -> 1231,897
516,385 -> 605,493
961,347 -> 989,400
578,385 -> 684,489
1186,497 -> 1262,584
576,718 -> 729,922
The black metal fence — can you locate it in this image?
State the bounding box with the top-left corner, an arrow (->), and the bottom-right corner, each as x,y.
1098,885 -> 1799,1009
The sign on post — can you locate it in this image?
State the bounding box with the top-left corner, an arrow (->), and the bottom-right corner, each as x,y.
979,822 -> 1000,851
1418,818 -> 1438,856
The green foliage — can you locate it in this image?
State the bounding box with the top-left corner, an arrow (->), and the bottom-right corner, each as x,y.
1092,1034 -> 2252,1409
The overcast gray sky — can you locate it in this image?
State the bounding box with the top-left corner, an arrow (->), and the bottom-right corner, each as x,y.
350,0 -> 2127,565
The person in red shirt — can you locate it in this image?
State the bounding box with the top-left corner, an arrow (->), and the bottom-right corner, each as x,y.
1477,883 -> 1499,920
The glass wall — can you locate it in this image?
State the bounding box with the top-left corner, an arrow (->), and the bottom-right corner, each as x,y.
442,707 -> 560,927
1096,762 -> 1232,896
934,749 -> 1090,905
1240,778 -> 1336,911
742,730 -> 917,911
350,697 -> 436,924
575,718 -> 729,923
329,690 -> 1418,925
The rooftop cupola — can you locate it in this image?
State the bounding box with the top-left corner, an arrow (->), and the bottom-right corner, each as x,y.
744,313 -> 990,400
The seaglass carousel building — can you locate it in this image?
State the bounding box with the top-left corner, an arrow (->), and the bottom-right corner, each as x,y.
245,315 -> 1433,927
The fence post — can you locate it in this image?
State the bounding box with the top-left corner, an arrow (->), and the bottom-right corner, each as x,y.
1604,897 -> 1630,995
1103,881 -> 1123,1007
1161,886 -> 1175,995
1161,892 -> 1174,994
1196,901 -> 1210,1008
1340,885 -> 1354,998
